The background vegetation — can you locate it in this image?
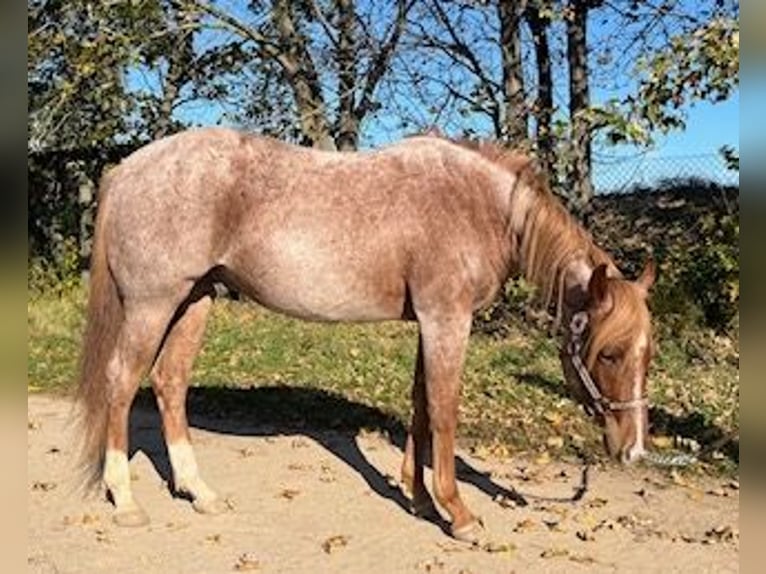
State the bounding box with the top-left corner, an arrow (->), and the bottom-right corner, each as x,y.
28,1 -> 739,473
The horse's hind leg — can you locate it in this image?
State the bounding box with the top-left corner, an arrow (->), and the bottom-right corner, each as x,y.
150,287 -> 225,515
401,335 -> 437,517
104,298 -> 182,527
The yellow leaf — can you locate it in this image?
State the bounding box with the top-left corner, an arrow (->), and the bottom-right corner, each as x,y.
546,436 -> 564,449
650,435 -> 673,449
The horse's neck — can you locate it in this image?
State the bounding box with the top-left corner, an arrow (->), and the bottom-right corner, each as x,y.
560,258 -> 594,325
509,177 -> 616,329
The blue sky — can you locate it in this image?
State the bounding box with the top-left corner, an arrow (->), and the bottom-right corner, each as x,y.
590,93 -> 739,192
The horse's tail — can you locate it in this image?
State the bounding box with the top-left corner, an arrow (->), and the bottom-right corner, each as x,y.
75,170 -> 123,489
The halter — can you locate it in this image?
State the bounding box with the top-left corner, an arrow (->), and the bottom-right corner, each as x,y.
565,311 -> 649,416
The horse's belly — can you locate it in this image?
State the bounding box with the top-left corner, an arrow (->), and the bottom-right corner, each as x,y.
229,233 -> 407,322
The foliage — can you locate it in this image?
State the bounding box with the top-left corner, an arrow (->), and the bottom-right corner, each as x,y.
28,0 -> 150,150
653,212 -> 739,336
605,16 -> 739,145
586,178 -> 739,343
474,277 -> 540,337
28,237 -> 82,298
720,145 -> 739,172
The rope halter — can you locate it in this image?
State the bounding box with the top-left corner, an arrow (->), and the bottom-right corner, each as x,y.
565,311 -> 649,417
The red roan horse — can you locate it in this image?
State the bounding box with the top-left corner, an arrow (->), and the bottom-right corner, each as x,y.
76,128 -> 655,542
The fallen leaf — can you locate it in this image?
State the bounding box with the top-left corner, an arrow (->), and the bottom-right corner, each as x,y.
546,436 -> 564,449
543,519 -> 565,533
482,541 -> 516,554
233,553 -> 260,571
705,525 -> 738,544
416,556 -> 445,571
534,451 -> 551,466
435,541 -> 466,554
277,489 -> 301,501
569,553 -> 598,565
513,518 -> 536,533
544,412 -> 563,426
651,435 -> 673,449
594,519 -> 617,532
206,534 -> 222,544
587,497 -> 608,509
540,548 -> 569,559
322,535 -> 349,554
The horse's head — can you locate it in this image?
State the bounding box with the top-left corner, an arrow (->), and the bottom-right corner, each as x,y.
561,261 -> 656,464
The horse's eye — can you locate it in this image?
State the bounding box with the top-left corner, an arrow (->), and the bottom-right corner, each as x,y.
598,349 -> 621,364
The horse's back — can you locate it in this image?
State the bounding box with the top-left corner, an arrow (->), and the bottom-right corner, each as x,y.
100,129 -> 516,317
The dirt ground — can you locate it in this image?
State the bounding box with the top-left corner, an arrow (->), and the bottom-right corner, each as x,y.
28,394 -> 738,573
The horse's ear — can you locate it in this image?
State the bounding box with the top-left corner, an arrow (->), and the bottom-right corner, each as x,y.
636,259 -> 656,296
588,263 -> 610,306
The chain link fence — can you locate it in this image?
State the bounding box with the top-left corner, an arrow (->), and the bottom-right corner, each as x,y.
593,153 -> 739,195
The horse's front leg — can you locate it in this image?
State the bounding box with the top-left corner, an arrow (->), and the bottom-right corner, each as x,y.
401,335 -> 437,517
419,311 -> 482,542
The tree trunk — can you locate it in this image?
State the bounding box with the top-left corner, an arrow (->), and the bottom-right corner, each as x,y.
526,2 -> 554,184
153,9 -> 195,139
566,0 -> 594,205
335,0 -> 359,151
497,0 -> 528,144
272,0 -> 335,149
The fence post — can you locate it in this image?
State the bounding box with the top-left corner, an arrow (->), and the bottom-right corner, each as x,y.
77,163 -> 95,284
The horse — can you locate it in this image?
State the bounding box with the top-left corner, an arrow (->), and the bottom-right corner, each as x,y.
75,128 -> 655,542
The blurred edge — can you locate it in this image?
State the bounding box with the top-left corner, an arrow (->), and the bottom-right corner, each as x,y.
5,0 -> 28,572
741,2 -> 764,571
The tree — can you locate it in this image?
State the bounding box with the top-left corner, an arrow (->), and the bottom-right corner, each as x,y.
498,0 -> 529,143
524,0 -> 554,178
27,0 -> 254,150
190,0 -> 414,150
407,0 -> 531,142
565,0 -> 598,205
28,0 -> 144,150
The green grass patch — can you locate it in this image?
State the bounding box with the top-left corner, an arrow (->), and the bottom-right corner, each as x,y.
28,287 -> 738,473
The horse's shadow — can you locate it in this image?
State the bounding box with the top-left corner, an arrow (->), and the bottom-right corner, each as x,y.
128,384 -> 528,534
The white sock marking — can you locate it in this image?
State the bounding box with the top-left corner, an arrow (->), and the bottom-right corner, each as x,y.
167,441 -> 216,502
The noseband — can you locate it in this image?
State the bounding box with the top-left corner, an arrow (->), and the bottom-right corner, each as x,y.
565,311 -> 649,417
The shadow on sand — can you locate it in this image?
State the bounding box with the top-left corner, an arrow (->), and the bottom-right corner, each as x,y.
127,384 -> 530,535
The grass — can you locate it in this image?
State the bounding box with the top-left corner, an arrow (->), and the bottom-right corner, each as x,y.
28,286 -> 739,474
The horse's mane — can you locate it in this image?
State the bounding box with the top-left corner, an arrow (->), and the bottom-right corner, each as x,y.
424,132 -> 618,324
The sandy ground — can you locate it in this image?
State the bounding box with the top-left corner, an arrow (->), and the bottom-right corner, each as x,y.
28,394 -> 738,573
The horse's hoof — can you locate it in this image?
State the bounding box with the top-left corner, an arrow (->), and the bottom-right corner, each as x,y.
451,518 -> 486,544
192,496 -> 228,515
113,505 -> 150,527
